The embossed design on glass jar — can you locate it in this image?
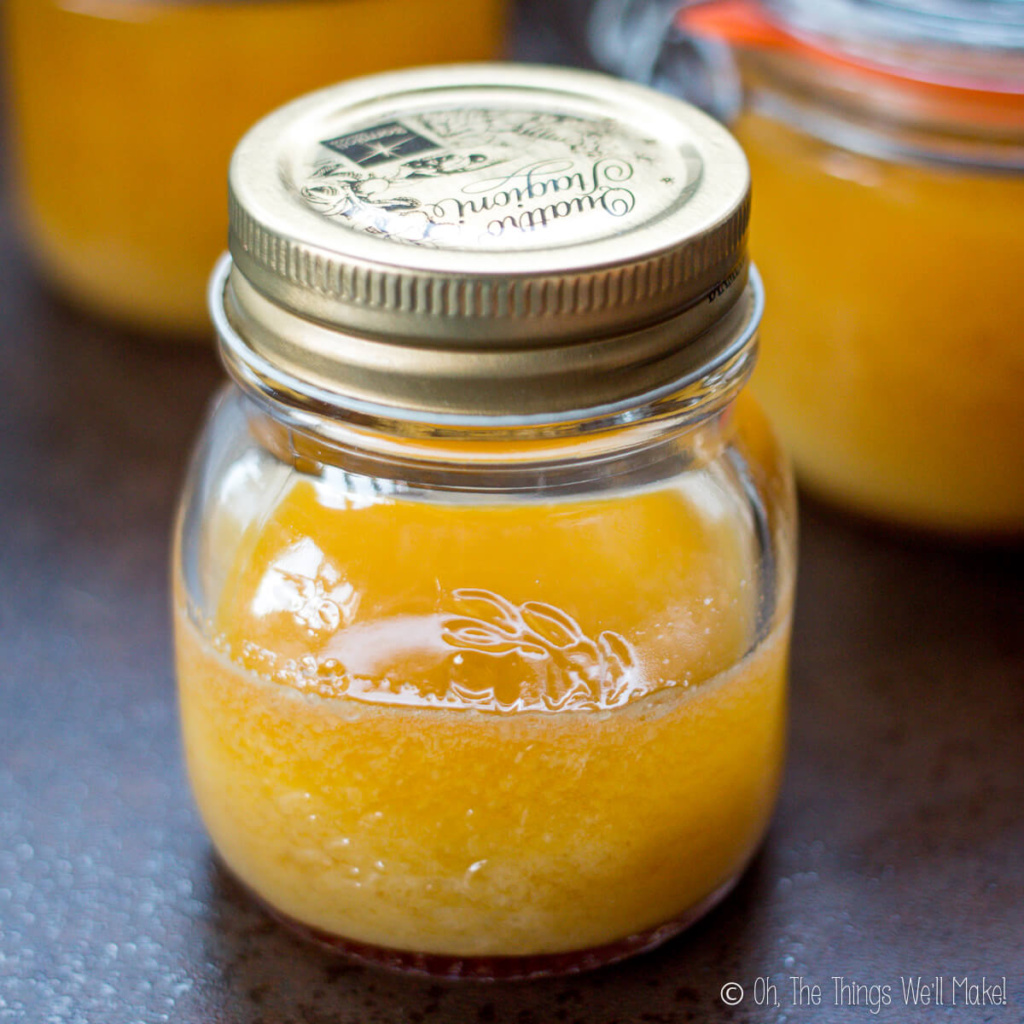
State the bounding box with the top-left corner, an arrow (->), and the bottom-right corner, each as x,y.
235,582 -> 643,713
250,538 -> 359,634
442,588 -> 640,711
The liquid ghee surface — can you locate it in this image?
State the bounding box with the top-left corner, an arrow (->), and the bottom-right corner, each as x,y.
736,111 -> 1024,533
4,0 -> 505,335
175,445 -> 790,956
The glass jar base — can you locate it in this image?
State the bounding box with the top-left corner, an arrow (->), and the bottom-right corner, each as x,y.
229,867 -> 743,980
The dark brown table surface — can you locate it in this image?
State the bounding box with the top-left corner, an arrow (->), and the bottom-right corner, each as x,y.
2,87 -> 1024,1024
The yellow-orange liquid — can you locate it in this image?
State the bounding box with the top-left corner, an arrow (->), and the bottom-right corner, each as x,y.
175,433 -> 792,959
5,0 -> 505,335
736,112 -> 1024,533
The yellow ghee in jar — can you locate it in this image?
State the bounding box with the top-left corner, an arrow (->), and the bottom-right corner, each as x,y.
175,62 -> 795,969
4,0 -> 505,335
734,112 -> 1024,534
175,409 -> 791,957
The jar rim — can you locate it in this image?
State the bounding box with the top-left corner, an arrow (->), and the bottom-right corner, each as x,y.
211,253 -> 764,438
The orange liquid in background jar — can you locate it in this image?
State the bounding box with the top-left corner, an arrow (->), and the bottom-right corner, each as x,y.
174,399 -> 793,965
734,113 -> 1024,535
4,0 -> 505,336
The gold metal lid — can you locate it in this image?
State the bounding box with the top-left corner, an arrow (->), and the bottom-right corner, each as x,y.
218,63 -> 756,422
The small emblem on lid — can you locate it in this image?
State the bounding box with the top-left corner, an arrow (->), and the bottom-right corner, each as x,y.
321,121 -> 441,168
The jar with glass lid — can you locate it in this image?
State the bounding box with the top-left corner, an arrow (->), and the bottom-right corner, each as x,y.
3,0 -> 506,336
588,0 -> 1024,534
173,64 -> 797,977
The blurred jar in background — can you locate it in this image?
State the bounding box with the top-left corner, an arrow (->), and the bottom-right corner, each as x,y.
4,0 -> 506,337
582,0 -> 1024,536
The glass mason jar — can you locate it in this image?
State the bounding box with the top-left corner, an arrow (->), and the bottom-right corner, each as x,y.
583,0 -> 1024,535
3,0 -> 506,337
715,2 -> 1024,535
173,65 -> 797,978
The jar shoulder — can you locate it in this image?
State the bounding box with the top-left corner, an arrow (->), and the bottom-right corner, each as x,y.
176,385 -> 795,706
